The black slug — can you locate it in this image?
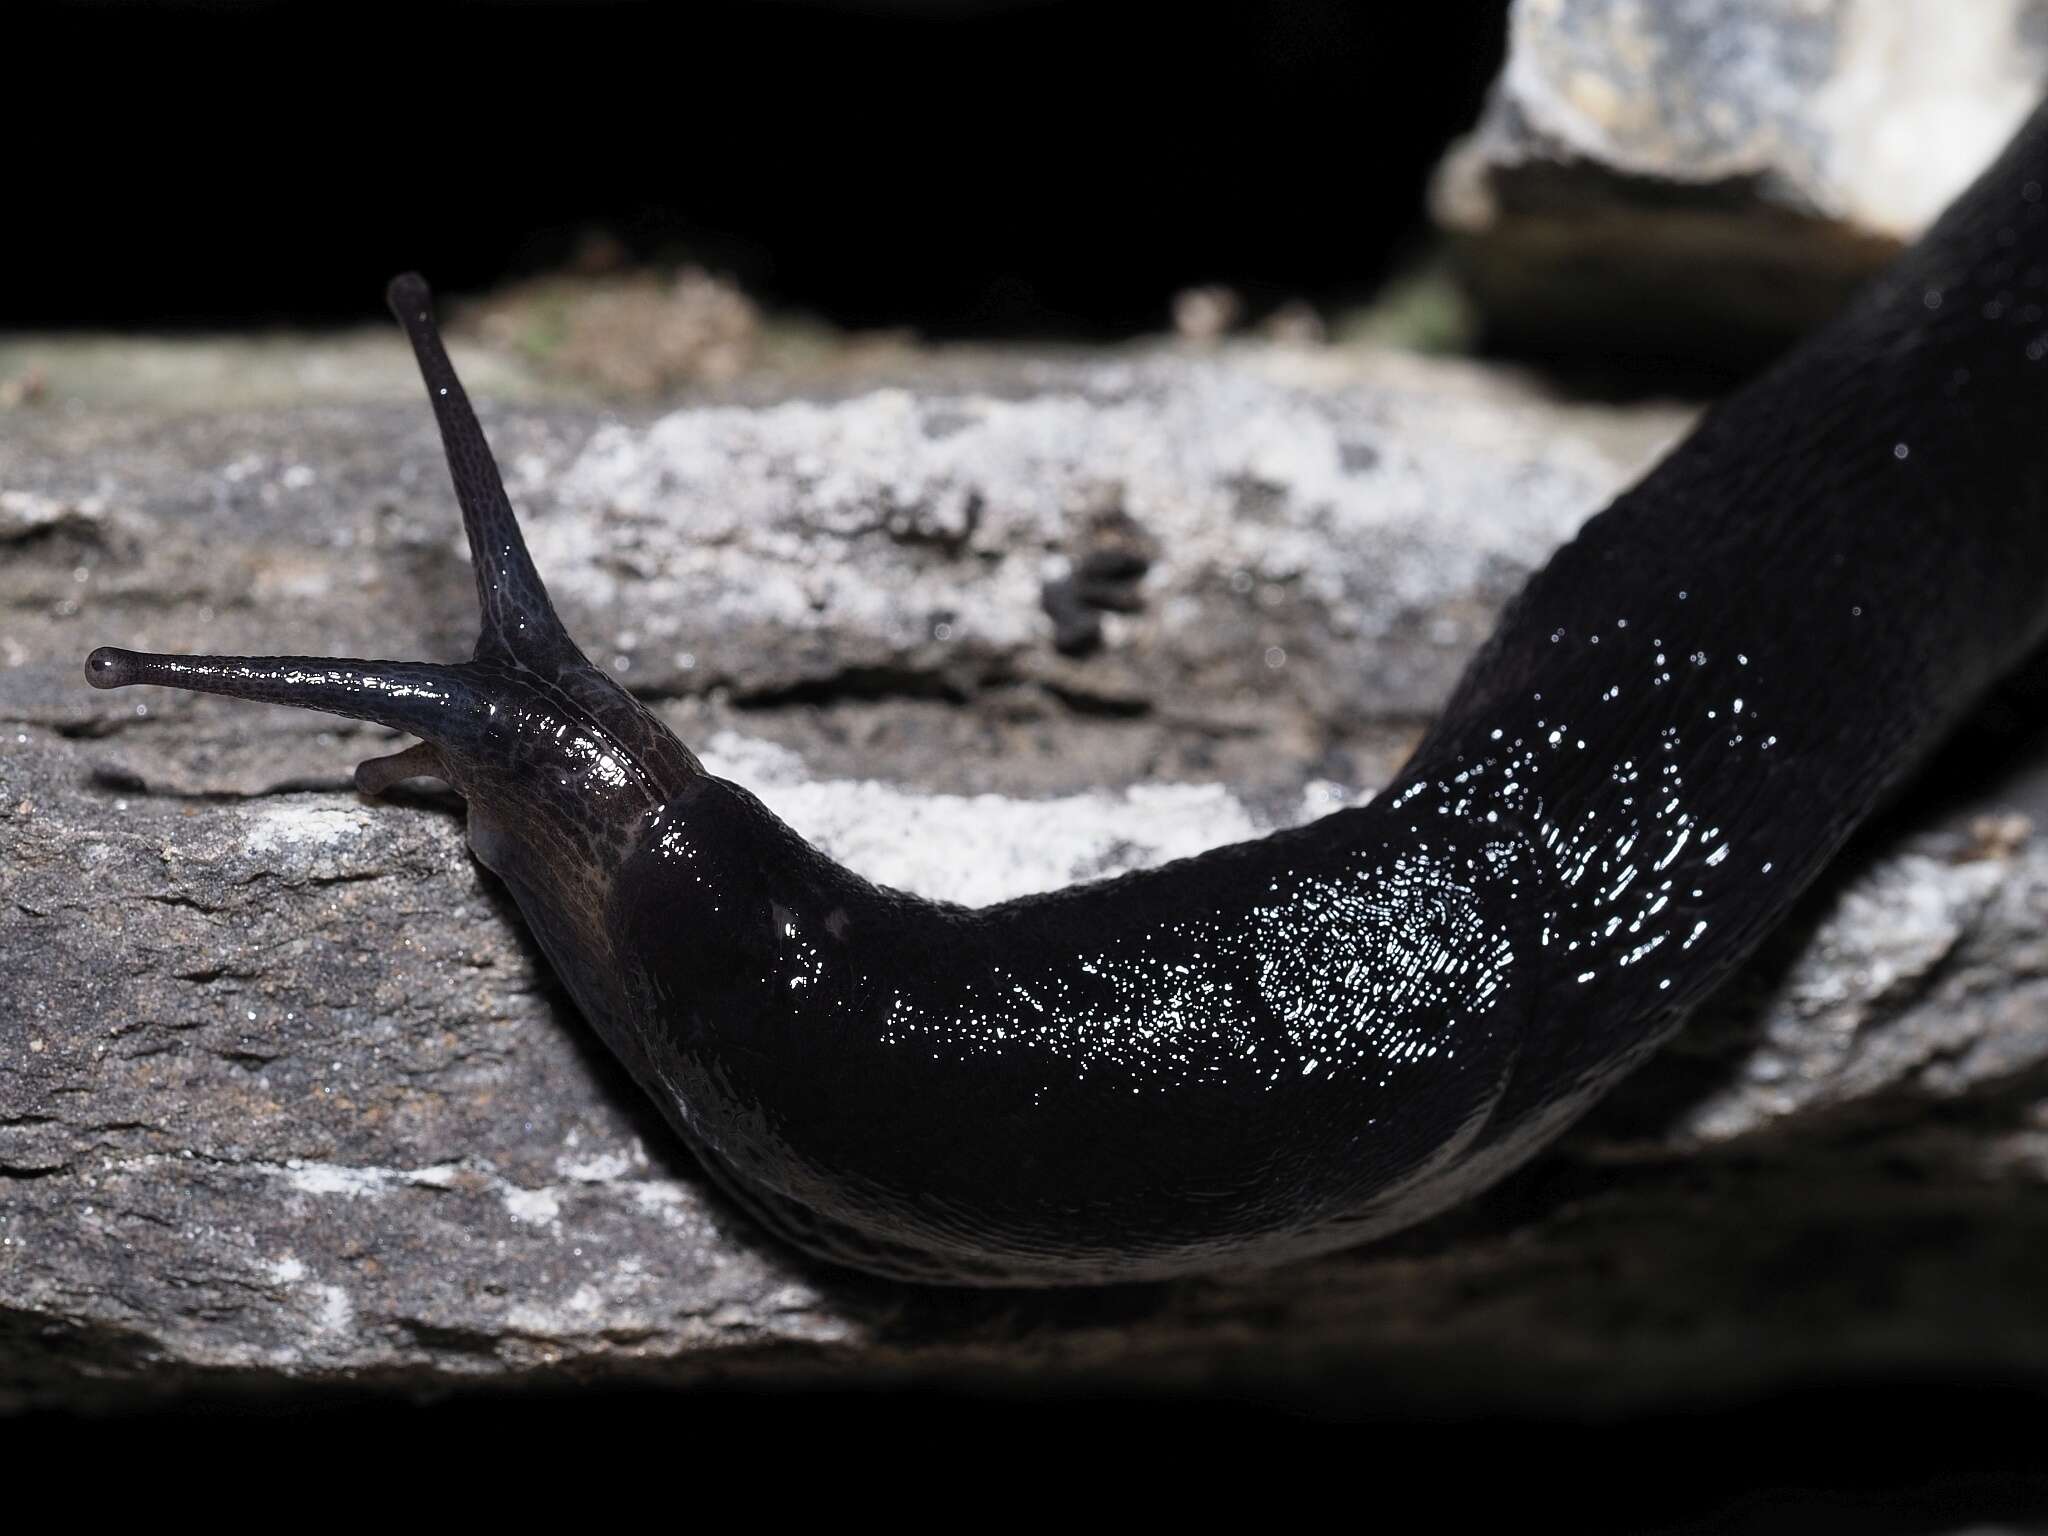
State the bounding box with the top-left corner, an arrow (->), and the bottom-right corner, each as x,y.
85,105 -> 2048,1286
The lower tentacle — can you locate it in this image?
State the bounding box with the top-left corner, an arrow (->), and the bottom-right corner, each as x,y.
85,647 -> 486,743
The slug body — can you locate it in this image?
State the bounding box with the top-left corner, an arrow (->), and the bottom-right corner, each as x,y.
88,109 -> 2048,1285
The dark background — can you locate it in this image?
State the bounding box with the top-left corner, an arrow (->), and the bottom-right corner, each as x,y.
15,0 -> 1506,334
17,1376 -> 2048,1529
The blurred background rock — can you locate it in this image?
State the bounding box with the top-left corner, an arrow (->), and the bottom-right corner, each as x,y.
1437,0 -> 2048,375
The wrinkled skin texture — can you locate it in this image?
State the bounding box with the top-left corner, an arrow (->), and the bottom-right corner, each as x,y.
88,106 -> 2048,1285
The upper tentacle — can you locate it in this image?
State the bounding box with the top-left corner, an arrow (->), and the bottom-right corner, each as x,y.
384,272 -> 578,671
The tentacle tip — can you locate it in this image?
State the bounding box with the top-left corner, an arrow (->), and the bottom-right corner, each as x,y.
85,647 -> 138,689
385,271 -> 433,323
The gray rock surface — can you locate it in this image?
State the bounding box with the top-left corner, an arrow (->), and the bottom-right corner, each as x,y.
3,343 -> 2045,1411
1434,0 -> 2048,362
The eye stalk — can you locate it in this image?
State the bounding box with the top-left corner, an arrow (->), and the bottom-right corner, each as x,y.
381,271 -> 575,670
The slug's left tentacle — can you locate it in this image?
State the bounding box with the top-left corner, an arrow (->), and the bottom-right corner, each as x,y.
384,271 -> 571,671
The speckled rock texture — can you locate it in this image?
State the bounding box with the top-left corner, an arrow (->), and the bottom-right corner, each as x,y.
1434,0 -> 2048,363
3,345 -> 2045,1411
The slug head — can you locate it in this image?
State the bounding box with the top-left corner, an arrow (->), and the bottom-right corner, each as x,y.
85,274 -> 702,964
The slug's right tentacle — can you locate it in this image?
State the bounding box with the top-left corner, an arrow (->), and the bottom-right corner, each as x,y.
84,647 -> 486,741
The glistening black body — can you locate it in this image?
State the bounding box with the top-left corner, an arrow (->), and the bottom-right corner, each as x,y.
88,106 -> 2048,1285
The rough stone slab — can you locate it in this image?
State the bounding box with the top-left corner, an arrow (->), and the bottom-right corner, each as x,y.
1433,0 -> 2048,362
3,346 -> 2045,1410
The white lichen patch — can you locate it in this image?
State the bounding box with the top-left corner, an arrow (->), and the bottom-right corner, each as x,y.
699,730 -> 1339,907
274,1156 -> 581,1235
501,1185 -> 563,1226
281,1158 -> 460,1198
553,1148 -> 638,1184
243,804 -> 375,860
627,1179 -> 709,1234
312,1283 -> 355,1334
257,1251 -> 354,1335
544,357 -> 1622,682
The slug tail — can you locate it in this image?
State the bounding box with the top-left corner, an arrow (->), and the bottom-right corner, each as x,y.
384,272 -> 579,671
85,646 -> 486,752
